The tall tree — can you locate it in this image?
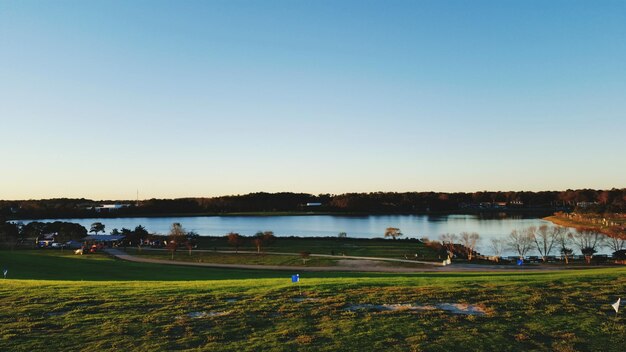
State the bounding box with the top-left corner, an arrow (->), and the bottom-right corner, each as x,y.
571,228 -> 605,264
23,222 -> 47,240
168,223 -> 187,243
90,222 -> 105,235
121,225 -> 149,247
507,229 -> 534,259
555,230 -> 574,264
166,223 -> 188,259
531,225 -> 559,262
46,222 -> 87,242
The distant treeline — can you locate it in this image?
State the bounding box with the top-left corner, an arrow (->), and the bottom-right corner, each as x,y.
1,189 -> 624,220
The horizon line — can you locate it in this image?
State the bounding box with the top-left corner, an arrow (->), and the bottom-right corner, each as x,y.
2,187 -> 624,202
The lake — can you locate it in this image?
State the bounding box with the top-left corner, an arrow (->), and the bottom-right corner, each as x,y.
27,214 -> 562,255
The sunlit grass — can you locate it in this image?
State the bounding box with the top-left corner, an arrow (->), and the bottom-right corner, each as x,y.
1,250 -> 625,351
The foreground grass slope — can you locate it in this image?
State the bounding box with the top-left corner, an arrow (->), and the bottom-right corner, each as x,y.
1,250 -> 625,351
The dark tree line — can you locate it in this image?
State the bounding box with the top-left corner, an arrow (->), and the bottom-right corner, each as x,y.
0,220 -> 88,248
1,189 -> 624,220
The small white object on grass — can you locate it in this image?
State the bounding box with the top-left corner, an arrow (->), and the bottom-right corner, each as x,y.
612,298 -> 621,314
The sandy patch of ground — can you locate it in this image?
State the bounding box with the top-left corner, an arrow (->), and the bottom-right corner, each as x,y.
344,303 -> 488,316
178,311 -> 231,319
292,297 -> 321,302
337,259 -> 392,270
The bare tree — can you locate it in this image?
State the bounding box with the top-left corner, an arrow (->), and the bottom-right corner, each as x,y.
560,247 -> 574,264
439,233 -> 458,259
554,228 -> 573,264
507,229 -> 534,259
384,227 -> 403,240
459,232 -> 480,261
571,228 -> 605,264
606,236 -> 626,253
605,227 -> 626,253
489,239 -> 505,262
531,225 -> 558,262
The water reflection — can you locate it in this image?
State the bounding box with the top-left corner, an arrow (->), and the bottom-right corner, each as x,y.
31,214 -> 560,250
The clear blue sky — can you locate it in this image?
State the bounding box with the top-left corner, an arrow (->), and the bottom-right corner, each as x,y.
1,0 -> 625,200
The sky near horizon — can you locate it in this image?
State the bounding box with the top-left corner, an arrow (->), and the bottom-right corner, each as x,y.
1,0 -> 625,200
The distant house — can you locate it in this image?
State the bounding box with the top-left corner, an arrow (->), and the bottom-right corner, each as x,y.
576,201 -> 598,208
94,204 -> 130,213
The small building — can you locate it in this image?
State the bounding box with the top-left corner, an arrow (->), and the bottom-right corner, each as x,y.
576,201 -> 598,208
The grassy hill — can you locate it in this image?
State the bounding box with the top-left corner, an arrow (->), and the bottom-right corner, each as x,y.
1,250 -> 625,351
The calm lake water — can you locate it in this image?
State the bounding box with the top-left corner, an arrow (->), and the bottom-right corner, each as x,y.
29,214 -> 561,255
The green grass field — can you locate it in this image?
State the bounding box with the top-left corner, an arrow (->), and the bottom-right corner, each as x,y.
193,236 -> 441,261
121,248 -> 430,269
1,250 -> 625,351
124,248 -> 345,267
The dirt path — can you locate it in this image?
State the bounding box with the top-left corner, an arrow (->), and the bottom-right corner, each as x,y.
104,249 -> 579,273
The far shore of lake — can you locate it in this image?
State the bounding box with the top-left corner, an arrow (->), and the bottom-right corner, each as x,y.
8,209 -> 556,221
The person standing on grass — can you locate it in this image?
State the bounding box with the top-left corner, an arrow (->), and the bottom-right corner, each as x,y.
3,268 -> 7,279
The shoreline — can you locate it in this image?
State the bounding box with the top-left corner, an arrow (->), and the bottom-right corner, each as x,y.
543,215 -> 624,238
542,215 -> 574,228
